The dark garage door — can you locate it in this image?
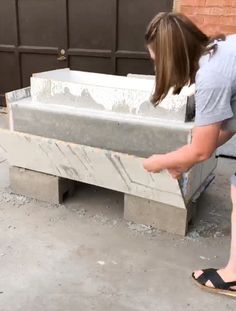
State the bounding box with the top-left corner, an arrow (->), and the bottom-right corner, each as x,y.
0,0 -> 173,105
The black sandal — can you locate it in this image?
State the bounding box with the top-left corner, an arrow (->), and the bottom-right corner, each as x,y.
192,268 -> 236,298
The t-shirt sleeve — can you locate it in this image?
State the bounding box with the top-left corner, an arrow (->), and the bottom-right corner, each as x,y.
195,69 -> 233,126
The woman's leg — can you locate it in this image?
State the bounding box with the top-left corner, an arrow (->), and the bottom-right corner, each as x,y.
194,176 -> 236,288
221,181 -> 236,277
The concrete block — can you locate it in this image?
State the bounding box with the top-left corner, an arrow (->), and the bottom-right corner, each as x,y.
127,73 -> 195,122
27,68 -> 190,122
31,69 -> 155,115
10,102 -> 193,158
9,166 -> 75,204
124,194 -> 188,236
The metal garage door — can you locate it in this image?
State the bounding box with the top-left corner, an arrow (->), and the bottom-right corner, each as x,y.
0,0 -> 173,106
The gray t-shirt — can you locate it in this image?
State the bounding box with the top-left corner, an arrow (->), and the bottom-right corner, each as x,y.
195,34 -> 236,130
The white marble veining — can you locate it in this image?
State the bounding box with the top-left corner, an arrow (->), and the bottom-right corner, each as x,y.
31,69 -> 155,114
0,129 -> 186,209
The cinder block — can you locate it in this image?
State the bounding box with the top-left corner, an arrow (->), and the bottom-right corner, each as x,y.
9,166 -> 75,204
124,194 -> 188,236
10,103 -> 192,158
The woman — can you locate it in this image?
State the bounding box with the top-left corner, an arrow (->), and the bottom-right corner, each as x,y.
143,12 -> 236,297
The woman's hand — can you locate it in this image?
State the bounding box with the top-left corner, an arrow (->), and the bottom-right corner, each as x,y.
167,167 -> 191,179
143,154 -> 191,177
143,154 -> 188,174
143,156 -> 188,179
143,154 -> 164,173
167,168 -> 183,179
143,124 -> 221,176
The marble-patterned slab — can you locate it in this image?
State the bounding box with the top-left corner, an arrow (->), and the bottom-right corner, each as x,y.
0,129 -> 186,209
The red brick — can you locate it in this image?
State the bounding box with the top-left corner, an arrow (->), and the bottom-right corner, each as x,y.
191,15 -> 205,25
221,24 -> 236,33
205,0 -> 235,6
225,7 -> 236,15
220,16 -> 236,25
203,15 -> 223,25
181,6 -> 196,15
199,22 -> 236,35
179,0 -> 236,35
181,0 -> 206,6
196,6 -> 227,15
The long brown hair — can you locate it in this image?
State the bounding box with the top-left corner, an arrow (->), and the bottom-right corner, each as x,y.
145,12 -> 225,106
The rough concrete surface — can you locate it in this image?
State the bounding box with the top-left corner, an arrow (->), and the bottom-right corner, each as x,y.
10,102 -> 192,157
0,113 -> 236,311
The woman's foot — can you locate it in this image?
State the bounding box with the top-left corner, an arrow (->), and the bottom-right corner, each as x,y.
192,267 -> 236,297
193,268 -> 236,290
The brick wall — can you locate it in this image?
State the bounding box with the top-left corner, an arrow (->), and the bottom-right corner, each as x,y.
177,0 -> 236,35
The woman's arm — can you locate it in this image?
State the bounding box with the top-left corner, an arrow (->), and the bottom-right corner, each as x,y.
143,123 -> 221,173
167,128 -> 234,179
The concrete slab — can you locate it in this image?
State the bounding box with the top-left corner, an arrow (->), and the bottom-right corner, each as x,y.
0,129 -> 185,209
26,69 -> 190,122
10,101 -> 193,157
7,71 -> 194,156
127,73 -> 196,122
